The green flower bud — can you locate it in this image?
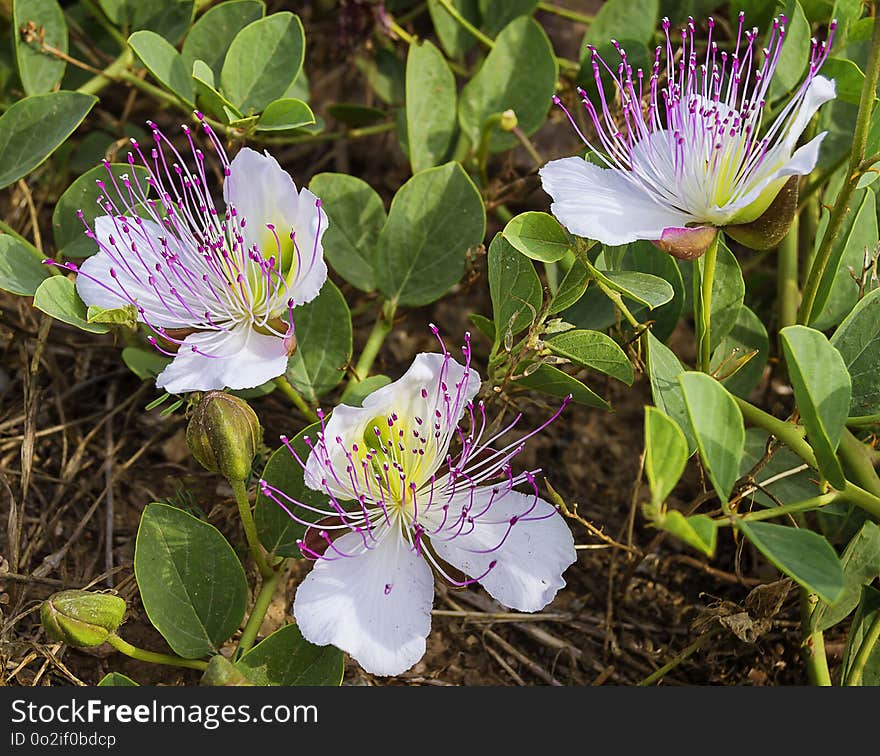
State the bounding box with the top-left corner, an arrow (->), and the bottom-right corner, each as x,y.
500,109 -> 518,132
41,590 -> 126,647
186,391 -> 262,482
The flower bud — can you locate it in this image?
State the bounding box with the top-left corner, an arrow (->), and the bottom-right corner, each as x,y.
41,590 -> 126,647
500,109 -> 518,132
186,391 -> 262,482
725,175 -> 799,250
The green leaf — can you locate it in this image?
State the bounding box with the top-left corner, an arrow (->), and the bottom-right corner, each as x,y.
221,12 -> 305,114
645,331 -> 696,453
309,173 -> 385,292
811,187 -> 877,329
53,164 -> 151,259
427,0 -> 480,58
33,276 -> 109,334
842,586 -> 880,685
545,330 -> 633,385
255,423 -> 324,558
710,305 -> 769,399
581,0 -> 659,52
781,325 -> 852,488
255,98 -> 315,131
191,60 -> 242,123
340,374 -> 392,407
516,363 -> 610,410
326,103 -> 386,127
479,0 -> 538,36
406,40 -> 457,173
87,303 -> 137,327
814,521 -> 880,631
469,313 -> 496,342
502,212 -> 572,263
459,17 -> 557,152
100,0 -> 195,45
13,0 -> 67,95
286,281 -> 352,403
644,406 -> 689,512
122,346 -> 170,380
737,519 -> 845,604
660,511 -> 717,557
181,0 -> 265,79
820,57 -> 865,104
0,235 -> 51,296
549,256 -> 590,314
97,672 -> 138,686
769,0 -> 811,99
488,232 -> 542,341
134,502 -> 248,658
128,30 -> 194,104
679,372 -> 745,503
831,287 -> 880,419
375,162 -> 485,306
0,91 -> 97,189
235,624 -> 343,685
596,269 -> 675,310
695,239 -> 745,350
359,46 -> 406,106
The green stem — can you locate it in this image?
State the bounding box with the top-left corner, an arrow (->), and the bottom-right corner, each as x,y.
637,630 -> 716,686
118,69 -> 187,108
75,49 -> 132,97
845,611 -> 880,686
695,234 -> 720,373
273,376 -> 318,423
573,244 -> 640,329
235,566 -> 283,658
801,591 -> 833,686
799,4 -> 880,324
106,634 -> 208,671
352,300 -> 396,383
537,2 -> 594,24
739,492 -> 838,522
230,479 -> 272,578
477,112 -> 503,186
436,0 -> 495,48
839,428 -> 880,498
778,215 -> 799,331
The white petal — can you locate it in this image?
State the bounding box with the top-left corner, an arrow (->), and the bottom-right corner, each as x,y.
539,157 -> 695,245
76,216 -> 197,328
780,76 -> 836,154
429,488 -> 576,612
223,148 -> 328,307
293,529 -> 434,676
303,352 -> 480,497
155,322 -> 288,394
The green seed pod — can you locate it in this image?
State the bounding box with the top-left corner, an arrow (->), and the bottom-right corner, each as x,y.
41,590 -> 126,647
186,391 -> 262,482
725,175 -> 799,251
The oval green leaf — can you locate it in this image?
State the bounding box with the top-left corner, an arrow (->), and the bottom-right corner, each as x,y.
0,235 -> 52,296
181,0 -> 265,78
134,502 -> 248,659
128,29 -> 194,104
488,232 -> 542,341
406,39 -> 457,173
503,211 -> 571,263
235,624 -> 343,685
33,276 -> 109,334
546,329 -> 633,385
644,406 -> 689,512
13,0 -> 68,95
255,98 -> 315,131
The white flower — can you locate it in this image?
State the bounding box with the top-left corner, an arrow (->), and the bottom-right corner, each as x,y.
540,14 -> 836,257
260,330 -> 577,676
49,115 -> 328,393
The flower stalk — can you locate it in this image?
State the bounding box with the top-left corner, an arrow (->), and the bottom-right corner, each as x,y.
235,566 -> 284,658
695,233 -> 720,373
230,479 -> 273,579
106,634 -> 208,671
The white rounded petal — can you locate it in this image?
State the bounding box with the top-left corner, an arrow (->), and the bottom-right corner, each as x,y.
76,216 -> 196,328
539,157 -> 694,245
429,488 -> 576,612
293,529 -> 435,677
304,352 -> 480,495
286,186 -> 328,306
780,75 -> 836,154
155,322 -> 288,394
